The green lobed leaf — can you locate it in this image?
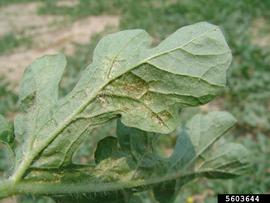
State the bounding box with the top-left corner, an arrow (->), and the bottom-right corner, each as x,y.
12,112 -> 251,203
0,23 -> 246,201
12,22 -> 232,171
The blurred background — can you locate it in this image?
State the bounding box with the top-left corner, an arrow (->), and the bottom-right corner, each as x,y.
0,0 -> 269,202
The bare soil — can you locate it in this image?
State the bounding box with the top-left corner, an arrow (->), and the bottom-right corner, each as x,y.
0,2 -> 119,88
251,18 -> 270,47
0,197 -> 17,203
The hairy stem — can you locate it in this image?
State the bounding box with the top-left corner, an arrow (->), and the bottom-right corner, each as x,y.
5,172 -> 196,196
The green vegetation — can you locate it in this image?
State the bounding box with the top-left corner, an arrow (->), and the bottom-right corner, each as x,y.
0,0 -> 269,202
0,34 -> 31,54
1,23 -> 250,200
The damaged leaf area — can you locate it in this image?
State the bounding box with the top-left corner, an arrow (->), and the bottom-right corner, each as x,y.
0,22 -> 250,201
5,112 -> 251,203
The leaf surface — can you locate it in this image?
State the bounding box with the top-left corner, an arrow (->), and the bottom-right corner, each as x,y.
13,22 -> 232,171
15,112 -> 250,203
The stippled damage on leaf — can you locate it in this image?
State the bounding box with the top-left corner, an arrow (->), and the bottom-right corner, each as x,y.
12,22 -> 232,170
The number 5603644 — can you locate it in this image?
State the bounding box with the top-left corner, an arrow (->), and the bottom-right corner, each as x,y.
224,195 -> 259,202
